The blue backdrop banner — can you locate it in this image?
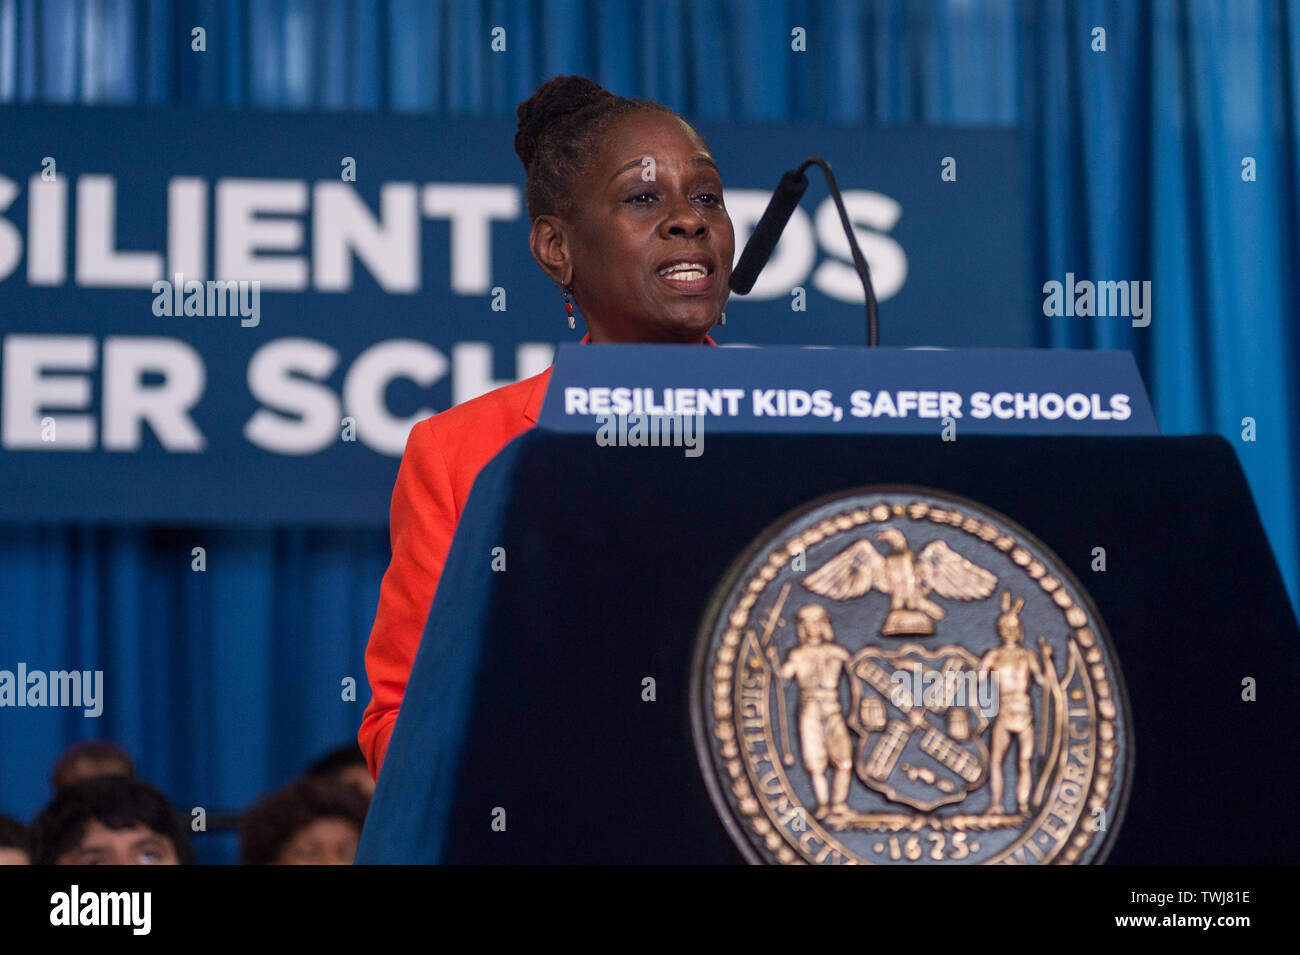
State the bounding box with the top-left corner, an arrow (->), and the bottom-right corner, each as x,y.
0,104 -> 1027,524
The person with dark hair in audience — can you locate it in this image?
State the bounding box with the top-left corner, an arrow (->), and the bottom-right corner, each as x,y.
0,816 -> 31,865
304,743 -> 374,799
30,776 -> 193,865
50,739 -> 135,791
241,777 -> 369,865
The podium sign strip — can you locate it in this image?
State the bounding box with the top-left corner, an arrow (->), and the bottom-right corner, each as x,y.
541,344 -> 1159,436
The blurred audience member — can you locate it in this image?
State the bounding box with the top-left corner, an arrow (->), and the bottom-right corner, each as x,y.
31,776 -> 193,865
0,816 -> 31,865
241,777 -> 368,865
51,739 -> 135,791
304,743 -> 374,799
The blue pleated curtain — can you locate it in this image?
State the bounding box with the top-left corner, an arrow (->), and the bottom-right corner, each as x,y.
2,0 -> 1297,861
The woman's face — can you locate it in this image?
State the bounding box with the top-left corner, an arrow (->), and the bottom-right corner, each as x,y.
533,110 -> 734,343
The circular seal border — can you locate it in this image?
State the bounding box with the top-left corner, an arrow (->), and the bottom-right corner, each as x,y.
690,483 -> 1135,865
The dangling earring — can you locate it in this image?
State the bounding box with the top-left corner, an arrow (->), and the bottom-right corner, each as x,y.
562,283 -> 575,329
718,311 -> 726,326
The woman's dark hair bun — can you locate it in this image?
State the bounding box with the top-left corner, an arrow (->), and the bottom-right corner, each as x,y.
514,75 -> 614,172
513,74 -> 679,221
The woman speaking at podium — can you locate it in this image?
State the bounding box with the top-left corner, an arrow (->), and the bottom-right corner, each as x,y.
359,75 -> 735,779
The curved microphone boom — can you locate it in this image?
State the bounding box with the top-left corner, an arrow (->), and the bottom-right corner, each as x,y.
728,158 -> 881,347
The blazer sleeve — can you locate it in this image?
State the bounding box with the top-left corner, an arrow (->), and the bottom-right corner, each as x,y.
358,417 -> 458,779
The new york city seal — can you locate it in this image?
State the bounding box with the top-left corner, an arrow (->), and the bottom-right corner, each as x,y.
692,486 -> 1132,865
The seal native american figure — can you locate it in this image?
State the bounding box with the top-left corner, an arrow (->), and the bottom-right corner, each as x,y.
802,528 -> 998,636
979,592 -> 1045,816
767,605 -> 853,820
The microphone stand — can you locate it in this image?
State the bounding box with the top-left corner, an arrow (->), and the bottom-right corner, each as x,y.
731,157 -> 881,347
802,158 -> 881,348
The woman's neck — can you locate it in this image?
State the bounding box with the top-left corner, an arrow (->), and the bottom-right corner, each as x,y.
585,323 -> 713,345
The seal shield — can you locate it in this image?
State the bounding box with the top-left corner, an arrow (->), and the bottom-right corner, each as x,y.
692,486 -> 1132,865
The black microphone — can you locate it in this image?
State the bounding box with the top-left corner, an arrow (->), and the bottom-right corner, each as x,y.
729,169 -> 808,295
728,157 -> 881,347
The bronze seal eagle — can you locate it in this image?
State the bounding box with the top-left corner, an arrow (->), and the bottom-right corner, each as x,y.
691,486 -> 1132,865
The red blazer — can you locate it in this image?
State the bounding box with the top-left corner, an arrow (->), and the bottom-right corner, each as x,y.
359,334 -> 716,778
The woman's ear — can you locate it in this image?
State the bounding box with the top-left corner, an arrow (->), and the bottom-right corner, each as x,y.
529,215 -> 572,286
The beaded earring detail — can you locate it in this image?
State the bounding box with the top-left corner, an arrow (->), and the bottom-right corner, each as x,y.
562,284 -> 575,329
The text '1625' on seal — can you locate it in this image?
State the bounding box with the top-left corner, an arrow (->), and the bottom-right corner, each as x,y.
691,486 -> 1133,865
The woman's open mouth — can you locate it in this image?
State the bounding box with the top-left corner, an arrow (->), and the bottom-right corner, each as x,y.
655,262 -> 715,294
